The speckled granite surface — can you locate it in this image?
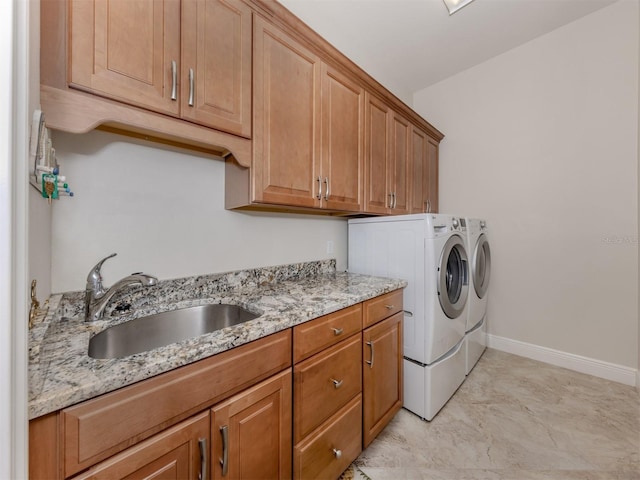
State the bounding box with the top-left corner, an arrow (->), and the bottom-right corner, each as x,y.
29,260 -> 406,419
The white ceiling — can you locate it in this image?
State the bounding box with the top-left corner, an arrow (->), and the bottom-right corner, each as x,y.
279,0 -> 619,103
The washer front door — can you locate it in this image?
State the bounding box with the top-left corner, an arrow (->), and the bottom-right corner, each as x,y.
437,234 -> 469,319
472,233 -> 491,299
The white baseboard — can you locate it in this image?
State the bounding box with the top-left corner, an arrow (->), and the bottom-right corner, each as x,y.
486,334 -> 638,387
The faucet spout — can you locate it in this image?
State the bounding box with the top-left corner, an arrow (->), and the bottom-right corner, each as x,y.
85,254 -> 158,322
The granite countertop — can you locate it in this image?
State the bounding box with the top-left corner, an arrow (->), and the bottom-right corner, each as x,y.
29,260 -> 406,420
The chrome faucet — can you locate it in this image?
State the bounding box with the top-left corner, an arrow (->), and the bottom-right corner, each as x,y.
85,253 -> 158,322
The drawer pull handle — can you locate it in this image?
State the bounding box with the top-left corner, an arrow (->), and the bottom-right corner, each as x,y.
198,438 -> 207,480
316,176 -> 322,200
333,448 -> 342,459
403,310 -> 413,317
385,304 -> 395,309
220,425 -> 229,476
366,341 -> 374,368
331,327 -> 344,336
330,378 -> 343,388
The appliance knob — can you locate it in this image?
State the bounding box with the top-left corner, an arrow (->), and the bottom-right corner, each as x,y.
452,218 -> 459,229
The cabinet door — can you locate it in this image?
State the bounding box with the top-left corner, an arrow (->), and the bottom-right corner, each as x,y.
363,312 -> 403,448
253,16 -> 321,208
390,112 -> 411,215
69,0 -> 181,116
410,125 -> 429,214
211,370 -> 292,480
427,137 -> 440,213
181,0 -> 252,137
320,64 -> 364,212
70,412 -> 209,480
364,93 -> 391,214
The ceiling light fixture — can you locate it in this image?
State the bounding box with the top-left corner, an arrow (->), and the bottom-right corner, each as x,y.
443,0 -> 475,15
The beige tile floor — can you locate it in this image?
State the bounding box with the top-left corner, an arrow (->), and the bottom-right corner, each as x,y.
352,349 -> 640,480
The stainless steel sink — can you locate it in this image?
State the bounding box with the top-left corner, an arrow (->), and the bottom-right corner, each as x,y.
88,304 -> 259,359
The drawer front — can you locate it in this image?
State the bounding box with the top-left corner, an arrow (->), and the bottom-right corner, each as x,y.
293,304 -> 362,363
294,333 -> 362,443
63,330 -> 291,477
363,289 -> 403,328
294,394 -> 362,480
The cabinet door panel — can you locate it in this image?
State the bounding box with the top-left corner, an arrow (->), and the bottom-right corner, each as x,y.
321,64 -> 363,212
211,370 -> 292,480
411,125 -> 429,213
70,0 -> 180,115
181,0 -> 252,137
363,312 -> 403,448
364,93 -> 391,214
70,412 -> 209,480
391,112 -> 411,214
253,17 -> 321,208
427,137 -> 439,213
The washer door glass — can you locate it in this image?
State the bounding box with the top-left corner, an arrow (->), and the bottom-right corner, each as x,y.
473,234 -> 491,299
438,234 -> 469,319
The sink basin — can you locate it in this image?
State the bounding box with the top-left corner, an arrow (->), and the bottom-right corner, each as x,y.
88,304 -> 259,359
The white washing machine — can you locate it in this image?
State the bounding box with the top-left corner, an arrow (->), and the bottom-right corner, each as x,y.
464,218 -> 491,375
348,214 -> 469,420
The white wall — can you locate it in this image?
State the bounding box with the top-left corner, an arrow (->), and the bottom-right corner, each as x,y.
51,130 -> 348,293
414,0 -> 639,369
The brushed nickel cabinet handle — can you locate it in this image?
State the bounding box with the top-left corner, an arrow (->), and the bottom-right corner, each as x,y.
316,176 -> 322,200
427,199 -> 431,213
333,448 -> 342,459
385,304 -> 395,310
219,425 -> 228,476
324,177 -> 330,200
198,438 -> 207,480
188,68 -> 195,107
393,192 -> 397,209
366,341 -> 374,368
170,60 -> 177,101
388,192 -> 393,208
330,378 -> 343,388
331,327 -> 343,336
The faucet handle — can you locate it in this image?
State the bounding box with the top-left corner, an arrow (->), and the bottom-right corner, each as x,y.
86,253 -> 117,292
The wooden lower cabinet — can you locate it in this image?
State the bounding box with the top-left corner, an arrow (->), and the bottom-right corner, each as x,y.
70,412 -> 209,480
211,369 -> 292,480
363,312 -> 403,448
30,291 -> 406,480
293,394 -> 362,480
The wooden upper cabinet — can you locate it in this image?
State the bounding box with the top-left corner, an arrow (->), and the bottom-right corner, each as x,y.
181,0 -> 252,137
320,64 -> 364,212
411,125 -> 429,214
427,137 -> 439,213
390,112 -> 411,215
252,15 -> 321,208
69,0 -> 181,116
364,94 -> 411,215
411,127 -> 439,214
364,92 -> 391,214
69,0 -> 251,137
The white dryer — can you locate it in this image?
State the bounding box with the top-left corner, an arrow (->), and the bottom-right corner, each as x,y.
464,218 -> 491,375
348,213 -> 469,420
